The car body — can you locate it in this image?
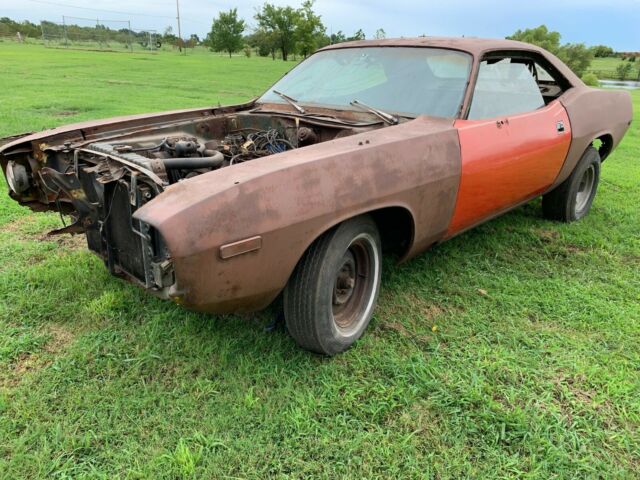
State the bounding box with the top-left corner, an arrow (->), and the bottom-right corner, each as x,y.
0,37 -> 633,354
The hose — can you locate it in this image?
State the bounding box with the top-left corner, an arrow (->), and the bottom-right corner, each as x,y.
162,150 -> 224,170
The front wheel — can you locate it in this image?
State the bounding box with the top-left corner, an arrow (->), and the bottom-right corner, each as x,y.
283,215 -> 382,355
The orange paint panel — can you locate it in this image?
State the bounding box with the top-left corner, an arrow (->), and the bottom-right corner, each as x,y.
447,101 -> 571,236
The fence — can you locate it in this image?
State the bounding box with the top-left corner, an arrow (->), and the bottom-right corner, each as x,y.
40,16 -> 161,53
588,68 -> 640,82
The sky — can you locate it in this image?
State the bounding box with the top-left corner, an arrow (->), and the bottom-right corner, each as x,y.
1,0 -> 638,51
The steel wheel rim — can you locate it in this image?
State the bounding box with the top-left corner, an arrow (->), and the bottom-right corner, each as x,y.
576,165 -> 595,213
331,233 -> 379,335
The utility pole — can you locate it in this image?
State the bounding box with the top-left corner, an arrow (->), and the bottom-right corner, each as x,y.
176,0 -> 183,53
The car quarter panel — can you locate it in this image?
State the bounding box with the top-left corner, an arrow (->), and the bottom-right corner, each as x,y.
554,87 -> 633,188
134,117 -> 462,313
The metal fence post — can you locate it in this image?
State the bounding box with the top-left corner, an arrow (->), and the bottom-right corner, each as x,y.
62,15 -> 68,47
127,20 -> 133,52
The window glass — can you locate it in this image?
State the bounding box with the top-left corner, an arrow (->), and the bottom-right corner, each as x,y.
535,63 -> 555,82
259,47 -> 472,118
468,58 -> 545,120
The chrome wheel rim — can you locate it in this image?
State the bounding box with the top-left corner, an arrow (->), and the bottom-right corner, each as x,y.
575,165 -> 595,213
331,233 -> 380,335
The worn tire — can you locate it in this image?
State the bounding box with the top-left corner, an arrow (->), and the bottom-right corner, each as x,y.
542,147 -> 601,222
283,215 -> 382,356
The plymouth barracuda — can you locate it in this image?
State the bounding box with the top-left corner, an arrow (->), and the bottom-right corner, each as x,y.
1,37 -> 633,354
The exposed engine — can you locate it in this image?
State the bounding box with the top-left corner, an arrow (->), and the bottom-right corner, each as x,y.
80,125 -> 320,186
1,111 -> 368,292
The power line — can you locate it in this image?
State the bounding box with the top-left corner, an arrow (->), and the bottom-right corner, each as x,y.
24,0 -> 211,29
24,0 -> 176,20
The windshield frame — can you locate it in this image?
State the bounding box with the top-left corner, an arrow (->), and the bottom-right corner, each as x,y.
257,46 -> 474,120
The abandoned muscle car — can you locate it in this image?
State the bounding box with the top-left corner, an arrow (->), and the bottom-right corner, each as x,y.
1,38 -> 633,355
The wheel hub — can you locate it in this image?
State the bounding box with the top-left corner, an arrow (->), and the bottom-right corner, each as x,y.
576,165 -> 595,213
333,251 -> 356,307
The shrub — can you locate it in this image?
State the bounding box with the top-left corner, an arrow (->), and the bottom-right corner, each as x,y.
582,73 -> 599,87
616,62 -> 633,81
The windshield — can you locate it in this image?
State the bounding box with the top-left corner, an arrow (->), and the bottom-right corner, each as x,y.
258,47 -> 472,118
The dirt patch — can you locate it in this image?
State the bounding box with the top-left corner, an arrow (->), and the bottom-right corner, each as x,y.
564,244 -> 590,254
378,291 -> 447,320
55,110 -> 80,117
1,324 -> 76,389
37,232 -> 86,250
536,228 -> 560,242
105,79 -> 140,85
0,218 -> 28,235
549,373 -> 617,429
377,321 -> 434,349
0,217 -> 85,251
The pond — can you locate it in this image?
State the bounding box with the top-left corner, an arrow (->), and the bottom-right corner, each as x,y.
599,79 -> 640,90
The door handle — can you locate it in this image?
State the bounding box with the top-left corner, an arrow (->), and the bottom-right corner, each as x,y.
496,118 -> 509,129
556,120 -> 566,133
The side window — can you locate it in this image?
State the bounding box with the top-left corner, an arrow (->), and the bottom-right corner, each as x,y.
468,57 -> 545,120
533,61 -> 567,103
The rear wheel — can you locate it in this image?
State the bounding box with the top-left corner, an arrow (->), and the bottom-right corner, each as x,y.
542,147 -> 601,222
283,215 -> 382,355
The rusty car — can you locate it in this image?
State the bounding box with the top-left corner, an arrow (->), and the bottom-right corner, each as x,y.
1,37 -> 633,355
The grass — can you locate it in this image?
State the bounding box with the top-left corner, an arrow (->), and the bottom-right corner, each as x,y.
0,43 -> 638,479
588,57 -> 640,81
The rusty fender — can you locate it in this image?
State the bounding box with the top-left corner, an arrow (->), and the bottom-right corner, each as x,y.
554,87 -> 633,189
134,116 -> 462,313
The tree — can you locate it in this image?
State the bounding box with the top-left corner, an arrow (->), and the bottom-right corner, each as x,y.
247,28 -> 278,59
347,29 -> 365,41
330,30 -> 346,44
255,3 -> 301,61
294,0 -> 325,58
508,25 -> 561,53
591,45 -> 614,58
507,25 -> 593,77
208,8 -> 245,58
556,43 -> 593,77
374,28 -> 386,40
616,62 -> 633,81
163,25 -> 178,46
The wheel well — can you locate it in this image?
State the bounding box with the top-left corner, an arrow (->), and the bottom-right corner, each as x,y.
368,207 -> 415,258
593,134 -> 613,161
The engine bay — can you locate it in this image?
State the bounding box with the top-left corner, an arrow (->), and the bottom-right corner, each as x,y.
0,110 -> 376,290
72,112 -> 359,187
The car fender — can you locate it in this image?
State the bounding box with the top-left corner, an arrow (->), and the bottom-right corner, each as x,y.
134,116 -> 462,313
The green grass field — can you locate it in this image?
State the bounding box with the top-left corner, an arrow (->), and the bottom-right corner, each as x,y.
0,43 -> 638,479
588,57 -> 640,81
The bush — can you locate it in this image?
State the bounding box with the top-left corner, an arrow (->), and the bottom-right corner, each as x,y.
582,73 -> 599,87
243,45 -> 252,57
616,62 -> 633,81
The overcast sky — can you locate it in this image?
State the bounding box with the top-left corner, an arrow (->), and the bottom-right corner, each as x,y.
1,0 -> 638,50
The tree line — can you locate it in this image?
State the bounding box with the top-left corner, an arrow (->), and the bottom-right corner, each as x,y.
2,14 -> 638,81
206,2 -> 381,60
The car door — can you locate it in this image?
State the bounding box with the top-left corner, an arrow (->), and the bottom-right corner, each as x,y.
446,54 -> 572,236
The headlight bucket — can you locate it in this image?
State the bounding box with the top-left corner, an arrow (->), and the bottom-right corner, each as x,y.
6,161 -> 30,194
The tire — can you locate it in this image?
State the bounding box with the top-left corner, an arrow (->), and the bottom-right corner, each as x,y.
542,147 -> 601,222
283,215 -> 382,355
